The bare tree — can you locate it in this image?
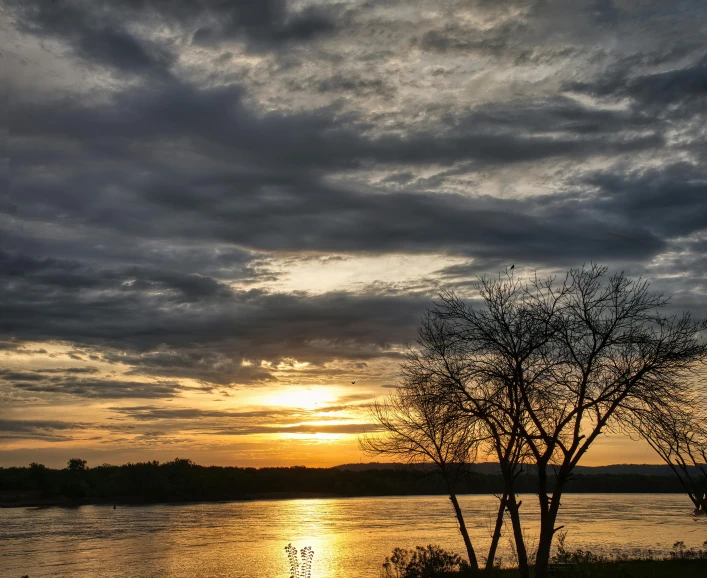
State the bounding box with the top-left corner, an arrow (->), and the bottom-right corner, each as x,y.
401,264 -> 707,578
361,372 -> 499,576
411,311 -> 533,576
626,393 -> 707,515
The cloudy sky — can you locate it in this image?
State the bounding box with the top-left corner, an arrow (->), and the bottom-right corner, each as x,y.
2,0 -> 706,468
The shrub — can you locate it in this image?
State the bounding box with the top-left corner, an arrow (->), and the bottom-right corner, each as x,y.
669,540 -> 707,560
551,531 -> 607,565
381,545 -> 470,578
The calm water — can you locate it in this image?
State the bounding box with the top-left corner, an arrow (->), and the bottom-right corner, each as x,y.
2,494 -> 706,577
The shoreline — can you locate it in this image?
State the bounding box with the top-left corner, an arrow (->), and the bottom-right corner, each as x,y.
0,490 -> 694,509
0,490 -> 343,508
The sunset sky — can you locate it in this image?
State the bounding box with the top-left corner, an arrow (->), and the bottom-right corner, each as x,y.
2,0 -> 706,468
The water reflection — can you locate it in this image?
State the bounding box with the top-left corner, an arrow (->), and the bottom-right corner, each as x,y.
1,494 -> 705,577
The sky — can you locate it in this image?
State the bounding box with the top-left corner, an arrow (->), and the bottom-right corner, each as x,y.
1,0 -> 706,469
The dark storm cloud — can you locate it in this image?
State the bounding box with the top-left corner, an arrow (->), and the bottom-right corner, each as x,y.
0,419 -> 89,441
581,162 -> 707,237
109,350 -> 275,386
9,78 -> 665,263
0,367 -> 185,399
13,81 -> 663,173
7,0 -> 336,75
4,0 -> 707,413
191,1 -> 336,49
0,249 -> 424,369
7,0 -> 175,76
0,419 -> 88,432
0,250 -> 239,300
568,54 -> 707,112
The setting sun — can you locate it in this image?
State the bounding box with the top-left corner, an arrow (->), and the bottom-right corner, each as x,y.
265,387 -> 338,410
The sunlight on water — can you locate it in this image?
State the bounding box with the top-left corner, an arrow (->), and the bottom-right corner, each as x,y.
1,494 -> 706,577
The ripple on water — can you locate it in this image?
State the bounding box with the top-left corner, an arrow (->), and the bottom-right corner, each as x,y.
1,494 -> 706,578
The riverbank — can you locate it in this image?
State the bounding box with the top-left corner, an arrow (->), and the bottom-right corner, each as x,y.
483,559 -> 707,577
0,490 -> 343,508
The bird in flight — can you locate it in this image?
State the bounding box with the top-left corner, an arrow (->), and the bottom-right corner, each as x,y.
351,381 -> 356,384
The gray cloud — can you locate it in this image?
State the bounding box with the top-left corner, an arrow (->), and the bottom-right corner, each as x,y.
108,406 -> 294,421
206,422 -> 381,436
7,0 -> 176,76
7,0 -> 337,77
98,404 -> 376,438
9,78 -> 666,266
0,419 -> 90,442
109,395 -> 373,422
3,0 -> 707,454
417,19 -> 522,56
0,249 -> 424,371
580,162 -> 707,237
568,54 -> 707,113
0,368 -> 185,399
0,419 -> 87,432
191,1 -> 336,49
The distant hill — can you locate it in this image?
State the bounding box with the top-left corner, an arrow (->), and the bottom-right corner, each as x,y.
334,462 -> 685,477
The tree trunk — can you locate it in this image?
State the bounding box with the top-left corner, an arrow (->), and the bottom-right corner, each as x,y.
534,486 -> 564,578
534,521 -> 554,578
484,494 -> 507,574
505,495 -> 530,578
449,491 -> 480,575
694,490 -> 707,515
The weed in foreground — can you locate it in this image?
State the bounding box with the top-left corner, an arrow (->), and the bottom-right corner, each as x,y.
285,543 -> 314,578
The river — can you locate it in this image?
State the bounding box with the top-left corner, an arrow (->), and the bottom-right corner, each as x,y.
2,494 -> 706,577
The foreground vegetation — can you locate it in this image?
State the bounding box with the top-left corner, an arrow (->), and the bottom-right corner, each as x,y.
487,560 -> 707,578
379,542 -> 707,578
0,458 -> 692,506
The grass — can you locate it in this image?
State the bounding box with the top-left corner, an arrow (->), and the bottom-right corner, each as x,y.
379,539 -> 707,578
484,559 -> 707,577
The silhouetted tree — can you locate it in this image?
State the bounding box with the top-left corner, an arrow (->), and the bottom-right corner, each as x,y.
406,264 -> 707,578
412,311 -> 532,575
626,395 -> 707,514
361,374 -> 495,575
67,458 -> 87,471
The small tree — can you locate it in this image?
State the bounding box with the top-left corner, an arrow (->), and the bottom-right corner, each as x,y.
362,369 -> 513,575
627,396 -> 707,514
413,310 -> 533,575
67,458 -> 87,471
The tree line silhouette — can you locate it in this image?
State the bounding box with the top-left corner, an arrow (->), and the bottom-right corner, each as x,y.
0,458 -> 691,505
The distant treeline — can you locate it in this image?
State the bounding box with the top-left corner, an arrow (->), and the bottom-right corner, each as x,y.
0,459 -> 690,506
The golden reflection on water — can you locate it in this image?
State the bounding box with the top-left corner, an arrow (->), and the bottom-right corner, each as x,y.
2,494 -> 706,578
276,498 -> 347,578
